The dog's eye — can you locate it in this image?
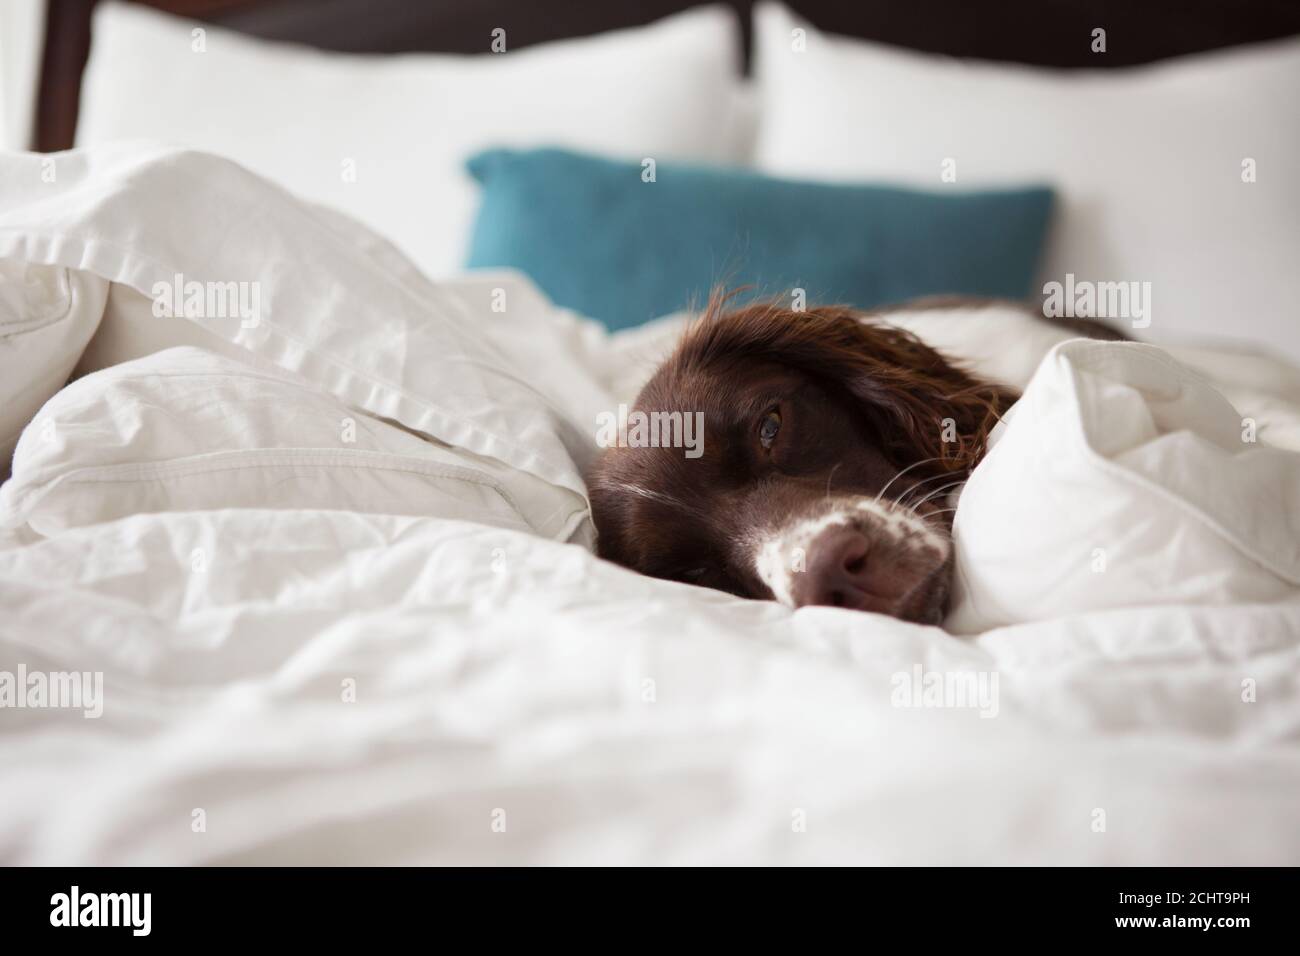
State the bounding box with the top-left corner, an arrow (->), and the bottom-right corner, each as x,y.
759,408 -> 782,449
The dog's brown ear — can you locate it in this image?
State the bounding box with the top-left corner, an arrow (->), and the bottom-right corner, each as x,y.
682,293 -> 1016,478
836,317 -> 1017,477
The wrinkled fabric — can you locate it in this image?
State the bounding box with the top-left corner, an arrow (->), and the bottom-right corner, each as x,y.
2,145 -> 1299,864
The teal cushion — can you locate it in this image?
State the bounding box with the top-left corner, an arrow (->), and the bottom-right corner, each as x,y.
466,147 -> 1054,331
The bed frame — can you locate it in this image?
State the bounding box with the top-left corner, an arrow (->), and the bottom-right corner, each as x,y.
36,0 -> 1300,152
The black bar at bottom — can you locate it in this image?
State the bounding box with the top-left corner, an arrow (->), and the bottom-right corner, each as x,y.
0,866 -> 1290,943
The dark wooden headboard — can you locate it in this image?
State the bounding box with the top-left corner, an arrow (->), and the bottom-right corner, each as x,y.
36,0 -> 1300,152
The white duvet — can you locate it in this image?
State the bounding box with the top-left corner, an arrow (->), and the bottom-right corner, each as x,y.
1,146 -> 1298,865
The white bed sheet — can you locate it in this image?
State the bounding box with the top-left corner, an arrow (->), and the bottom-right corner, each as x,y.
2,146 -> 1298,865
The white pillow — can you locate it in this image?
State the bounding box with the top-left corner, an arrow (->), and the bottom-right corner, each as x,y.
949,340 -> 1300,633
0,261 -> 106,471
1,346 -> 538,538
78,2 -> 745,278
0,144 -> 596,542
752,3 -> 1300,362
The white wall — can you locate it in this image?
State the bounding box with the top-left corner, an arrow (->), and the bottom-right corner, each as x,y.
1,0 -> 47,151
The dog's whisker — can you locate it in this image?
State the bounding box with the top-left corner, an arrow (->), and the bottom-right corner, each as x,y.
824,462 -> 842,501
601,481 -> 708,522
909,481 -> 966,512
896,469 -> 966,506
874,456 -> 943,505
906,480 -> 966,514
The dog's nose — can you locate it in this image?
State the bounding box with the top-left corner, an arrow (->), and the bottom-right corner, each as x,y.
789,525 -> 916,614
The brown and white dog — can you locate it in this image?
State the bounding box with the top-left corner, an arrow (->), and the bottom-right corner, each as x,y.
586,293 -> 1122,624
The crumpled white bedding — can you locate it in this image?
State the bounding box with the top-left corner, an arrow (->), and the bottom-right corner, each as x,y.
1,146 -> 1298,864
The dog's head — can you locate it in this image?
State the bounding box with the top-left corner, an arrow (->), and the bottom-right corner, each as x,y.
587,297 -> 1016,624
